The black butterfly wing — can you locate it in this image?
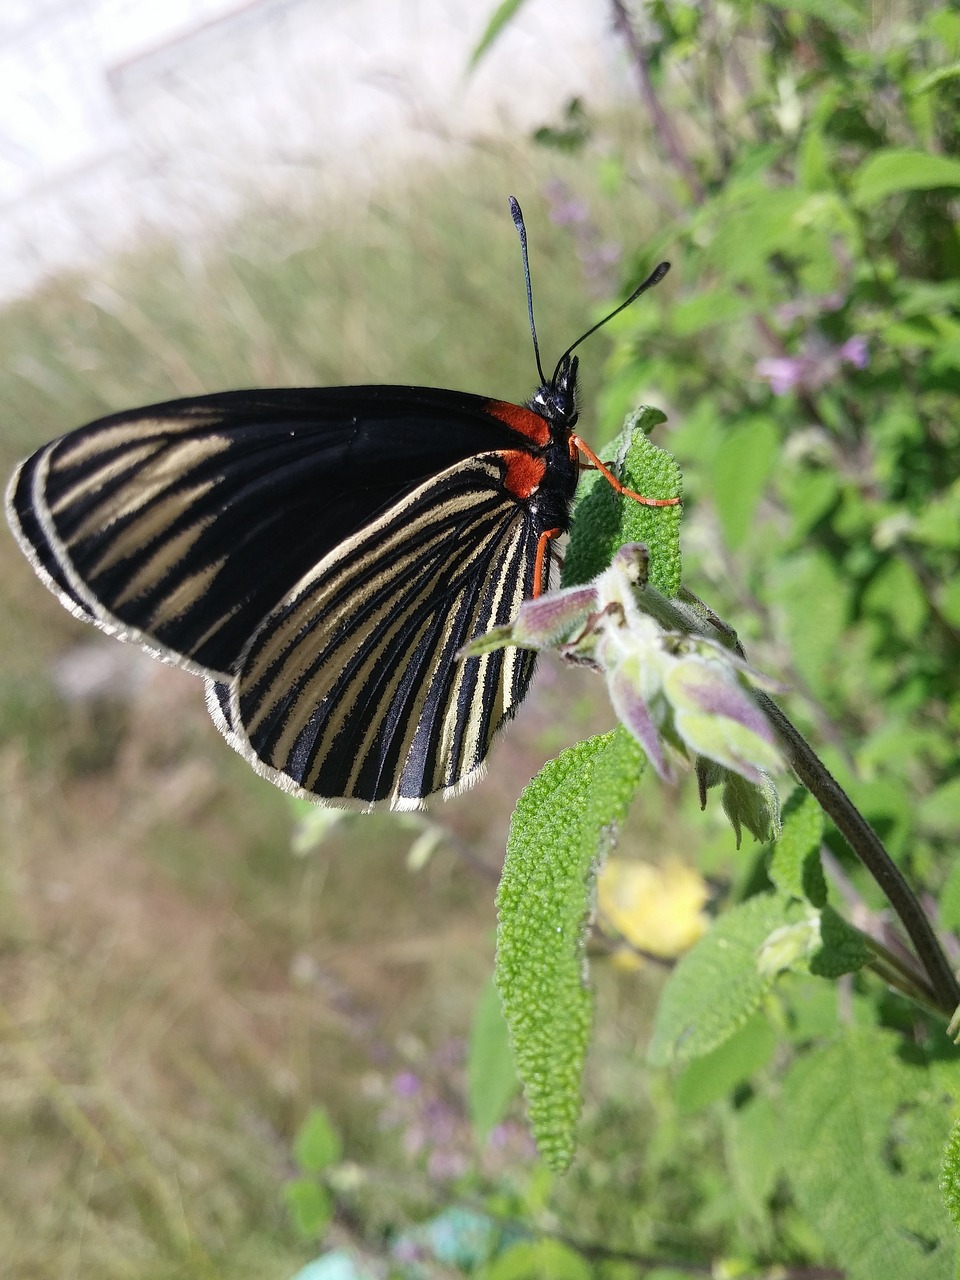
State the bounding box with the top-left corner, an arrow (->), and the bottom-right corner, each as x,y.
6,387 -> 536,678
207,452 -> 548,808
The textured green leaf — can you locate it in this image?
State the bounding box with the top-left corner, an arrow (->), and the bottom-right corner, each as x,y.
770,788 -> 826,906
809,905 -> 871,978
712,415 -> 780,550
563,413 -> 683,595
782,1028 -> 958,1278
852,149 -> 960,205
467,976 -> 519,1141
717,767 -> 781,846
940,1116 -> 960,1230
648,892 -> 797,1066
496,727 -> 644,1170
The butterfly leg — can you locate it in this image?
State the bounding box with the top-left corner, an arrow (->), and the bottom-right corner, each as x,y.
533,528 -> 562,597
571,434 -> 681,508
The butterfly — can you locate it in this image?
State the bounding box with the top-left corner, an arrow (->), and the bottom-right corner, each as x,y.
5,199 -> 675,810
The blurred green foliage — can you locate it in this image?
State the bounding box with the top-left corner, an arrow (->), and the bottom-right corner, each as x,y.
473,1 -> 960,1277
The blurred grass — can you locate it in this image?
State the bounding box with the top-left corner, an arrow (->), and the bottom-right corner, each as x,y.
0,140 -> 711,1276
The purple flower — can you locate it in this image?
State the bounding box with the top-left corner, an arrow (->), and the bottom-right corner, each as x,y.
392,1071 -> 421,1097
542,178 -> 590,227
755,356 -> 806,396
773,291 -> 845,324
838,335 -> 869,369
755,335 -> 869,396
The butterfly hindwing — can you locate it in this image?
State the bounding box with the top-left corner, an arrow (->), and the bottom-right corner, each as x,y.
215,453 -> 545,807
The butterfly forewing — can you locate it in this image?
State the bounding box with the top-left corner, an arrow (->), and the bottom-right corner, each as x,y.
7,388 -> 540,679
225,454 -> 542,807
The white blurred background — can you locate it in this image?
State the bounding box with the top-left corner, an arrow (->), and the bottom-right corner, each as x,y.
1,0 -> 633,299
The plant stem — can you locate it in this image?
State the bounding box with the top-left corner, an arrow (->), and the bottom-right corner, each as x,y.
754,690 -> 960,1016
608,0 -> 706,204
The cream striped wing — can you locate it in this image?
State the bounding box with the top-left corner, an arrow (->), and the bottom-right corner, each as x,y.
207,454 -> 544,808
5,388 -> 538,679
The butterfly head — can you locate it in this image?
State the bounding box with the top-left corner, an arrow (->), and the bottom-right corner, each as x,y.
529,353 -> 580,429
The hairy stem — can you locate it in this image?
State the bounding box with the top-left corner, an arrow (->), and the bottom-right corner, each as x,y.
755,690 -> 960,1016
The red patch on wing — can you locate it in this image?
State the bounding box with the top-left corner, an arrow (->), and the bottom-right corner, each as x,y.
500,449 -> 547,500
484,398 -> 551,445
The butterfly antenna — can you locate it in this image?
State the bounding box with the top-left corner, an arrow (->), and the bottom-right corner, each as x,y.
509,197 -> 549,388
552,260 -> 671,383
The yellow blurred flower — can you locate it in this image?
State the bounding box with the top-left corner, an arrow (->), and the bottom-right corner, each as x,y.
597,858 -> 710,967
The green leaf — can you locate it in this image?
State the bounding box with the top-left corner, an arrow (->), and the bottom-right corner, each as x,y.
938,859 -> 960,933
496,727 -> 644,1170
484,1238 -> 592,1280
468,976 -> 520,1142
851,149 -> 960,205
809,905 -> 871,978
284,1177 -> 333,1239
701,186 -> 810,278
769,788 -> 826,907
942,576 -> 960,628
918,777 -> 960,837
797,120 -> 833,191
782,1028 -> 958,1278
712,416 -> 780,551
469,0 -> 529,68
775,0 -> 866,31
563,412 -> 683,595
911,481 -> 960,550
725,1092 -> 783,1230
914,61 -> 960,94
771,550 -> 850,697
862,557 -> 928,643
720,768 -> 781,846
676,1012 -> 778,1112
648,892 -> 797,1066
940,1117 -> 960,1231
778,467 -> 841,538
293,1107 -> 342,1173
669,288 -> 751,336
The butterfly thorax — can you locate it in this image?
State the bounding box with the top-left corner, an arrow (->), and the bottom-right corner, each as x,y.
522,353 -> 581,533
